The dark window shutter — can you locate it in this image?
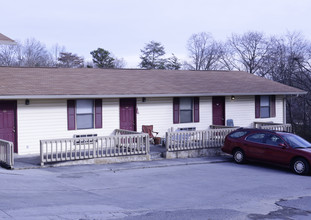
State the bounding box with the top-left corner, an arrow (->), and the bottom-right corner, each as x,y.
194,97 -> 200,122
95,99 -> 102,128
173,97 -> 180,124
270,95 -> 276,117
67,100 -> 76,130
255,96 -> 260,118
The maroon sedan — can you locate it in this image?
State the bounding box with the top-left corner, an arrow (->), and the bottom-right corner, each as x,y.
221,128 -> 311,175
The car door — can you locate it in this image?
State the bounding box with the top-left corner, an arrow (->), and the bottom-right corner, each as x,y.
262,134 -> 293,165
243,133 -> 267,160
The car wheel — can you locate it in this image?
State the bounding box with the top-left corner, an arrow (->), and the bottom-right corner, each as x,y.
292,158 -> 310,175
233,149 -> 245,164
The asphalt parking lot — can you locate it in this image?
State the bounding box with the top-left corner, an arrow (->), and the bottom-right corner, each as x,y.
1,157 -> 311,220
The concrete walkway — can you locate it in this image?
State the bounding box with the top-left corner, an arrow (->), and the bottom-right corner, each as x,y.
9,145 -> 232,170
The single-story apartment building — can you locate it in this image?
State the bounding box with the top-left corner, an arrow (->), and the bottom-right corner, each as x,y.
0,67 -> 306,155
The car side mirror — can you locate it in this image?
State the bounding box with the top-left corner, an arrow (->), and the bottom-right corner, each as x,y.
279,143 -> 287,149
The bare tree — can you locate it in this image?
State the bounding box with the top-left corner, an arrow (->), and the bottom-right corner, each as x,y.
186,32 -> 223,70
0,39 -> 63,67
0,44 -> 20,66
225,31 -> 271,76
113,57 -> 126,68
19,38 -> 54,67
50,44 -> 66,66
262,32 -> 311,139
218,42 -> 237,71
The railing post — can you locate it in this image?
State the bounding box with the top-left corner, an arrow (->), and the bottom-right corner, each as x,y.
145,134 -> 150,155
0,140 -> 14,169
165,132 -> 169,151
9,142 -> 14,168
40,140 -> 44,166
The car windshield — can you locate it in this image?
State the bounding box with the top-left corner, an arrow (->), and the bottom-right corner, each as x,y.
280,133 -> 311,149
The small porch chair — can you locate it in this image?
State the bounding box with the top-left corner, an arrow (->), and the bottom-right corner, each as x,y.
142,125 -> 159,144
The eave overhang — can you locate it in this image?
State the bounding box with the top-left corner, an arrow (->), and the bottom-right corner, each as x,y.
0,91 -> 307,100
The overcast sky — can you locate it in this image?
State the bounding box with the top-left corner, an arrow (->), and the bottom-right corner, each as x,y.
1,0 -> 310,67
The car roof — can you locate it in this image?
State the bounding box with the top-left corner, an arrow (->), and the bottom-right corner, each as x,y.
234,128 -> 276,133
234,128 -> 292,135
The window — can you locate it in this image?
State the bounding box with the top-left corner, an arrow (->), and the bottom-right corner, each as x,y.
229,131 -> 248,138
76,100 -> 94,129
260,96 -> 270,118
265,134 -> 284,146
255,95 -> 276,118
173,97 -> 199,124
67,99 -> 102,130
246,133 -> 266,143
180,98 -> 193,123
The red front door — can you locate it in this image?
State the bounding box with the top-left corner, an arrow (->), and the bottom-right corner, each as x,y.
212,96 -> 225,125
120,98 -> 136,131
0,101 -> 17,153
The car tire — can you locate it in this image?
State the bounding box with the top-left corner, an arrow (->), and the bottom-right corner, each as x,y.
292,158 -> 310,175
233,148 -> 245,164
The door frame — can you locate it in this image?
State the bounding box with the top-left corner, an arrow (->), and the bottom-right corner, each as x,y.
119,98 -> 137,131
212,96 -> 225,126
0,100 -> 18,153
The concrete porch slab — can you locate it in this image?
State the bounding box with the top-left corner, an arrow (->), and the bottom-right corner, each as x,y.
7,145 -> 231,170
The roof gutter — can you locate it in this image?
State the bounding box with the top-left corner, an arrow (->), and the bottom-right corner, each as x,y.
0,91 -> 307,100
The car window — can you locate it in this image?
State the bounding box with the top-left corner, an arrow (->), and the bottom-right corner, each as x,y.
281,134 -> 311,148
245,133 -> 266,143
229,131 -> 248,138
265,134 -> 284,146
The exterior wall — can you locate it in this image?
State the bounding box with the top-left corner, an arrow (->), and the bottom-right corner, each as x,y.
137,96 -> 284,138
225,95 -> 284,127
17,99 -> 119,155
15,95 -> 284,155
136,97 -> 212,137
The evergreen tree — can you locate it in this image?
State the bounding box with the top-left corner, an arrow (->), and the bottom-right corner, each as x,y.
165,53 -> 182,70
90,48 -> 115,68
139,41 -> 166,69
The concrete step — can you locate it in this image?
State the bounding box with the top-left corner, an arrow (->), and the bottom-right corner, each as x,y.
150,152 -> 164,160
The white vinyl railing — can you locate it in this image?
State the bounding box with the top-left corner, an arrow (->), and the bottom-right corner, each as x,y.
0,139 -> 14,169
40,133 -> 149,166
260,124 -> 292,132
113,129 -> 142,135
254,122 -> 292,132
165,128 -> 238,152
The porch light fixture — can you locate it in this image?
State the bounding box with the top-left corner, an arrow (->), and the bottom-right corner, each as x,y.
25,99 -> 30,105
231,96 -> 235,100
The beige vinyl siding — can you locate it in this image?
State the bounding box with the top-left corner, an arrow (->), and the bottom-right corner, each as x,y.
16,96 -> 284,155
102,98 -> 119,135
136,97 -> 212,137
225,95 -> 284,127
17,99 -> 67,154
17,99 -> 119,155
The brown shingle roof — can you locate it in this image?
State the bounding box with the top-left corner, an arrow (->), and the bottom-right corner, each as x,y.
0,67 -> 306,98
0,33 -> 15,45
